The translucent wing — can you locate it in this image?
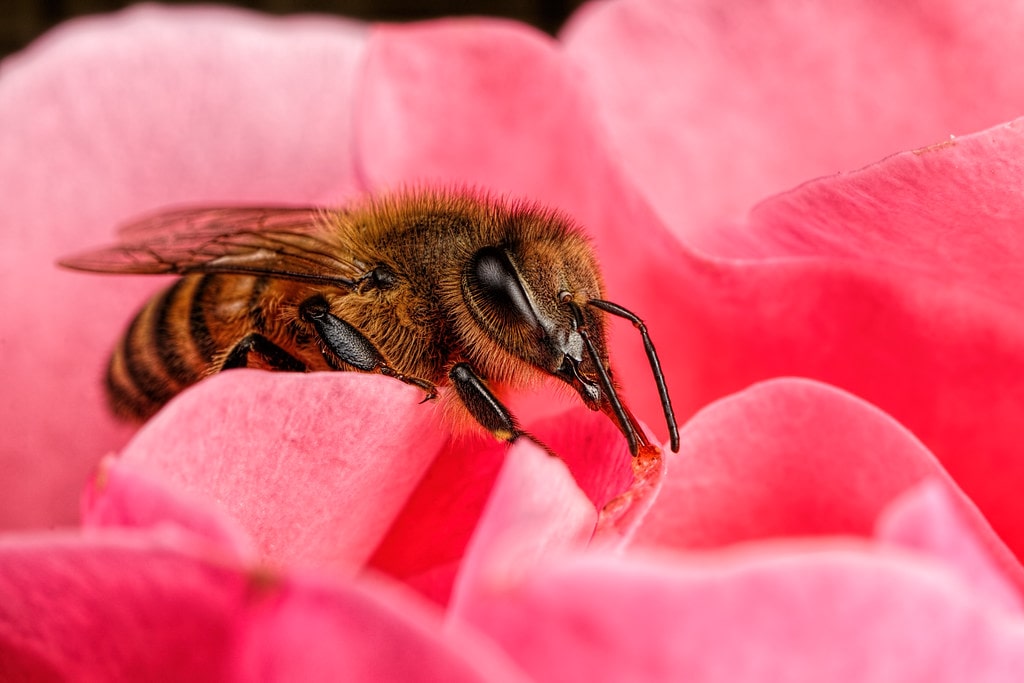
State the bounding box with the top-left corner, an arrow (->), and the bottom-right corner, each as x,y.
59,206 -> 360,287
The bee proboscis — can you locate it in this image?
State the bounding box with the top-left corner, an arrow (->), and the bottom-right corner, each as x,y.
61,191 -> 679,456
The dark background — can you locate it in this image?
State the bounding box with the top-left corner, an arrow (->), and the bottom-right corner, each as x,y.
1,0 -> 585,59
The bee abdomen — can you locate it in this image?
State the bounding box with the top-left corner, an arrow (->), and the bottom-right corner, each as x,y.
106,274 -> 224,420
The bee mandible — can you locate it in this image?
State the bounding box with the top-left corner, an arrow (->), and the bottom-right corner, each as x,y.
61,191 -> 679,456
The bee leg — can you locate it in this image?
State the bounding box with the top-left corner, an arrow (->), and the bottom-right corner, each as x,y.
300,297 -> 437,401
220,334 -> 306,372
449,363 -> 523,444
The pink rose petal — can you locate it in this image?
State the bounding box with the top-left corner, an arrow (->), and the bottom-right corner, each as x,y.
118,371 -> 448,574
0,531 -> 246,682
562,0 -> 1024,248
878,479 -> 1024,612
740,120 -> 1024,307
629,378 -> 954,549
460,549 -> 1024,682
448,439 -> 597,616
236,572 -> 530,683
83,455 -> 256,560
0,5 -> 368,529
0,530 -> 531,682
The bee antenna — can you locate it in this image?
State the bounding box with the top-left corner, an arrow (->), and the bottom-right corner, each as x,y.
566,300 -> 641,457
587,299 -> 680,452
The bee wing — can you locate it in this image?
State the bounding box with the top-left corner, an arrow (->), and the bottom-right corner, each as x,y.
59,206 -> 361,287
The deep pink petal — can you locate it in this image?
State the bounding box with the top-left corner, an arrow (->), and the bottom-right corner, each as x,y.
118,371 -> 449,574
82,456 -> 256,560
630,378 -> 953,549
0,5 -> 367,529
0,532 -> 246,681
562,0 -> 1024,248
460,549 -> 1024,682
878,479 -> 1024,611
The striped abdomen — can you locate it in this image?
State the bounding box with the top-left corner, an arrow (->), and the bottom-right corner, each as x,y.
105,273 -> 320,420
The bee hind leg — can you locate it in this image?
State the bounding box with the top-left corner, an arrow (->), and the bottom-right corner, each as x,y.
220,334 -> 306,372
300,297 -> 437,401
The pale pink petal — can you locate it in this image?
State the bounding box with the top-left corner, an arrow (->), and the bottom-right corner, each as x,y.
562,0 -> 1024,248
448,439 -> 597,616
118,371 -> 448,574
740,120 -> 1024,308
82,456 -> 256,560
878,479 -> 1024,612
0,5 -> 368,529
0,531 -> 247,681
630,378 -> 953,549
460,549 -> 1024,682
236,572 -> 530,683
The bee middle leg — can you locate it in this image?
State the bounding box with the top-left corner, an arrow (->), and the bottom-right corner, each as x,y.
220,334 -> 307,372
449,362 -> 523,444
300,297 -> 437,400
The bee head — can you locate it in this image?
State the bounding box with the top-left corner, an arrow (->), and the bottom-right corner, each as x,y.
462,241 -> 607,408
461,236 -> 679,457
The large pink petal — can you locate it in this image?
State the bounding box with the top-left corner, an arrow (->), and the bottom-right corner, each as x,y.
879,479 -> 1024,611
0,531 -> 247,681
0,6 -> 368,529
82,456 -> 257,560
562,0 -> 1024,248
116,371 -> 448,574
0,530 -> 531,682
234,572 -> 530,683
739,121 -> 1024,304
460,549 -> 1024,682
630,378 -> 951,549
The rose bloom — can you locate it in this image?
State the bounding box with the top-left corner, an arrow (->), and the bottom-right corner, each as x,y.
4,0 -> 1024,679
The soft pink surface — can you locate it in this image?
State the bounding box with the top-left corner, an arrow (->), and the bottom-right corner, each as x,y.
0,532 -> 530,682
458,547 -> 1024,682
562,0 -> 1024,247
111,371 -> 448,573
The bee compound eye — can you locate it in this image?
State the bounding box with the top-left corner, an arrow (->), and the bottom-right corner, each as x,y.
371,266 -> 397,290
470,246 -> 542,333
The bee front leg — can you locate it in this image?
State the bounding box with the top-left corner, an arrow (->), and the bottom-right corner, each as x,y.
300,296 -> 437,400
449,363 -> 524,444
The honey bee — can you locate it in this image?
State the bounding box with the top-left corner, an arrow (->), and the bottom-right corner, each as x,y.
61,191 -> 679,456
